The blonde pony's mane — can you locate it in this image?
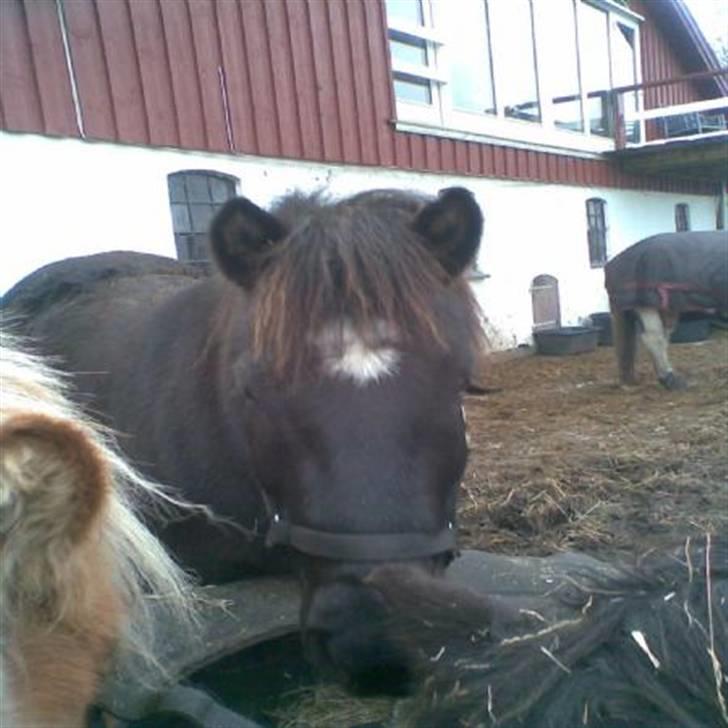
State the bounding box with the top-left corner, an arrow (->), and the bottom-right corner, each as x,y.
0,330 -> 200,676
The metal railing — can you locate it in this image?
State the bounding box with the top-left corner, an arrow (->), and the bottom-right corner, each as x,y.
604,68 -> 728,149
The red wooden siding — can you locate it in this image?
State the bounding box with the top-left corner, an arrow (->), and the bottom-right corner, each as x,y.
631,0 -> 702,110
0,0 -> 716,194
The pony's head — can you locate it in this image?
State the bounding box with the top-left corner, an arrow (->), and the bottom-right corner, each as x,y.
0,335 -> 196,727
209,187 -> 484,693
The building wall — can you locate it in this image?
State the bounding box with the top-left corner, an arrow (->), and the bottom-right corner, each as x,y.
631,0 -> 708,109
1,131 -> 716,347
0,0 -> 716,193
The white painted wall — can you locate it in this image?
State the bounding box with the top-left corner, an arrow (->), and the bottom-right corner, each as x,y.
0,131 -> 718,349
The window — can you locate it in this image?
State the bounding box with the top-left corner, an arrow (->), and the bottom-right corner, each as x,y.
549,0 -> 583,131
675,203 -> 690,232
611,21 -> 639,142
586,198 -> 608,267
385,0 -> 642,151
489,0 -> 540,122
580,3 -> 611,136
443,0 -> 496,116
167,171 -> 238,264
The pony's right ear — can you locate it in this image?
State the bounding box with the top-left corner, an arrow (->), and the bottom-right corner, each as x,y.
209,197 -> 288,288
413,187 -> 483,278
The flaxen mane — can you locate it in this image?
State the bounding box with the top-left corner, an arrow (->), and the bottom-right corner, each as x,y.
0,332 -> 197,724
239,190 -> 484,381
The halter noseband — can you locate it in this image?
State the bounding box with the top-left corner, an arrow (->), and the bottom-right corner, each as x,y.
264,512 -> 458,562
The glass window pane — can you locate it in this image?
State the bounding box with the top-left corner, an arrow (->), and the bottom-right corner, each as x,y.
185,174 -> 212,203
175,233 -> 190,260
390,35 -> 429,66
489,0 -> 541,122
581,3 -> 611,136
168,175 -> 187,203
613,22 -> 639,142
548,0 -> 582,131
443,0 -> 496,114
394,75 -> 432,104
190,204 -> 215,233
385,0 -> 424,26
188,234 -> 209,262
171,203 -> 191,233
209,176 -> 235,203
675,204 -> 690,232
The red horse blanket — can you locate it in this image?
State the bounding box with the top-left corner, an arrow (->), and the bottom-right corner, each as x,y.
605,231 -> 728,313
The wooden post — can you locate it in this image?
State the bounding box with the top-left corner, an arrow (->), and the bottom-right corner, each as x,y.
611,92 -> 626,149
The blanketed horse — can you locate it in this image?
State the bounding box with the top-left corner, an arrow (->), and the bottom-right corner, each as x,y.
369,535 -> 728,728
2,187 -> 485,694
0,333 -> 196,727
605,231 -> 728,389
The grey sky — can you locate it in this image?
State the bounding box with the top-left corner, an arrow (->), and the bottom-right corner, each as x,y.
683,0 -> 728,57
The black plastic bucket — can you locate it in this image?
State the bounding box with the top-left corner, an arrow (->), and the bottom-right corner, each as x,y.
589,312 -> 613,346
533,327 -> 600,356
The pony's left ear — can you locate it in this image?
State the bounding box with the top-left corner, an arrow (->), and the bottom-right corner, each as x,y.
209,196 -> 288,288
413,187 -> 483,277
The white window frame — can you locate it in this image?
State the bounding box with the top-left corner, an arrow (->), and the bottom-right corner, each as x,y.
387,0 -> 643,156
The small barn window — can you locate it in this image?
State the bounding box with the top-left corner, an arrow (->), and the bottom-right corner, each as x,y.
167,171 -> 238,264
586,198 -> 608,267
675,203 -> 690,232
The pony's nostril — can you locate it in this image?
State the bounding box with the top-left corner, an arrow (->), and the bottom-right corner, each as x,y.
302,580 -> 417,696
346,660 -> 415,697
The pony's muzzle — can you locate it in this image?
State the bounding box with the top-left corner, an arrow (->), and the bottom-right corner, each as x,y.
302,577 -> 416,696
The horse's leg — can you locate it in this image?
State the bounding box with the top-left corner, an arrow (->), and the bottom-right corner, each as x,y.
634,307 -> 686,389
610,304 -> 638,385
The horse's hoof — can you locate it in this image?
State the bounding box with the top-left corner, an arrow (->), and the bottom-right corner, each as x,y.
659,373 -> 687,390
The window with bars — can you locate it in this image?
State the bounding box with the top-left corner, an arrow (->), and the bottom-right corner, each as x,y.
586,197 -> 608,267
167,171 -> 238,264
675,203 -> 691,232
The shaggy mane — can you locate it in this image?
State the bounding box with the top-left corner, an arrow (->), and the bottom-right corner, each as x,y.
247,190 -> 484,381
371,537 -> 728,728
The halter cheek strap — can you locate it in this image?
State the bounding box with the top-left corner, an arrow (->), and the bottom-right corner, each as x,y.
265,513 -> 458,561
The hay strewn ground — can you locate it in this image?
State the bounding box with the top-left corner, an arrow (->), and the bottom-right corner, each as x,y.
462,329 -> 728,557
267,331 -> 728,727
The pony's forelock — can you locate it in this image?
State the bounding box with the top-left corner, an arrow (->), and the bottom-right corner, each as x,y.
245,191 -> 484,382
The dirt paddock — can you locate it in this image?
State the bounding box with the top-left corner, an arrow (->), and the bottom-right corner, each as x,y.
193,331 -> 728,728
461,328 -> 728,559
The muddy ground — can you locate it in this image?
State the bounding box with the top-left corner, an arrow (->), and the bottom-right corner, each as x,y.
461,328 -> 727,558
198,330 -> 728,727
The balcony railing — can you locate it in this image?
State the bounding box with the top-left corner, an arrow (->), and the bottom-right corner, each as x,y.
604,68 -> 728,150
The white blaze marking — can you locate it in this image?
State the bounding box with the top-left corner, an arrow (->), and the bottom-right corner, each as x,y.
318,322 -> 399,385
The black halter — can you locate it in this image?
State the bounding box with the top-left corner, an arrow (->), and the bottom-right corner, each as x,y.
250,466 -> 458,562
264,512 -> 458,562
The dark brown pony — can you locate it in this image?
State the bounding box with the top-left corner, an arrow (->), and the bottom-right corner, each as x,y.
606,231 -> 728,390
370,536 -> 728,728
2,187 -> 485,693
